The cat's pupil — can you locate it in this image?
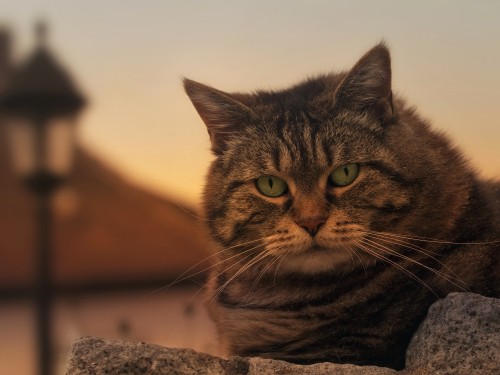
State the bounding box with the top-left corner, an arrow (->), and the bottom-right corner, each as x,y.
268,178 -> 274,189
344,167 -> 349,176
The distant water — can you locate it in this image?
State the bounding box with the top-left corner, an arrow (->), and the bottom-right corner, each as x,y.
0,287 -> 218,375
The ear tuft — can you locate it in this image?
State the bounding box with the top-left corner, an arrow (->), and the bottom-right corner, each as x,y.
334,43 -> 394,123
183,78 -> 255,155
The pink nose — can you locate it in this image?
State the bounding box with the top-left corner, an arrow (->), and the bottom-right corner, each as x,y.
294,217 -> 326,237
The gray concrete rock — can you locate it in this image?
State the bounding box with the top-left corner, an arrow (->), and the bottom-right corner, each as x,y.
247,357 -> 397,374
406,292 -> 500,375
65,337 -> 396,375
66,337 -> 248,375
65,293 -> 499,375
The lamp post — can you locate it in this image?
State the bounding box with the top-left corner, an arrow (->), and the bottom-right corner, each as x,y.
0,22 -> 85,375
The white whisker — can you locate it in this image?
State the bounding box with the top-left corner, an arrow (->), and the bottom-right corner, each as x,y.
365,232 -> 467,286
357,241 -> 438,297
242,254 -> 282,304
362,237 -> 469,291
142,237 -> 268,298
210,250 -> 272,306
366,230 -> 499,246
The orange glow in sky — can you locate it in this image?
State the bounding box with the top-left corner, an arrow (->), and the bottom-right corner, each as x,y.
2,1 -> 499,203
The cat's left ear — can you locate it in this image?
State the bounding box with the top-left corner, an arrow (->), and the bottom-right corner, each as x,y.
334,43 -> 394,124
184,78 -> 256,155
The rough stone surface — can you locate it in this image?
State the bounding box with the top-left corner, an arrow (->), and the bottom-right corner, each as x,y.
65,337 -> 249,375
65,337 -> 396,375
65,293 -> 499,375
247,357 -> 397,374
406,292 -> 500,375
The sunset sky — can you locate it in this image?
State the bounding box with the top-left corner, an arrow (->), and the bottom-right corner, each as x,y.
1,1 -> 499,204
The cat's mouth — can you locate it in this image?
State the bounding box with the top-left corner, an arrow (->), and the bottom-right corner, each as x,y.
273,236 -> 375,274
309,244 -> 331,252
279,243 -> 357,274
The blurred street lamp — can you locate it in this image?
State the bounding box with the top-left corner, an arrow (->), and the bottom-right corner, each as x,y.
0,22 -> 85,375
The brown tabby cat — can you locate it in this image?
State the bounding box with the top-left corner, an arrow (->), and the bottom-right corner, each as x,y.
183,43 -> 499,370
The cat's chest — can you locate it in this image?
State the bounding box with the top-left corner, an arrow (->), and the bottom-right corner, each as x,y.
207,269 -> 437,357
213,301 -> 325,355
210,279 -> 363,339
208,264 -> 389,312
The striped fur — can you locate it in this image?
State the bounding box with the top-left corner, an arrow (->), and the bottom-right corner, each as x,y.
184,44 -> 499,370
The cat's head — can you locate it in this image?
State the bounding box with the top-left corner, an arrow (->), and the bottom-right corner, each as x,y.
184,43 -> 471,275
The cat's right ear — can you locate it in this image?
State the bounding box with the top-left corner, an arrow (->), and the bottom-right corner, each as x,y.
183,78 -> 255,155
334,43 -> 394,125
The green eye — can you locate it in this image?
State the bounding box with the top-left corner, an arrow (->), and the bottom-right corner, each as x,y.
329,163 -> 359,187
256,175 -> 288,197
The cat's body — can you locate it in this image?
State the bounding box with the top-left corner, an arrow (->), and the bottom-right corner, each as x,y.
184,44 -> 499,370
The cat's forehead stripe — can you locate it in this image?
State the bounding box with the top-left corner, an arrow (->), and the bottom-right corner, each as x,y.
271,144 -> 281,172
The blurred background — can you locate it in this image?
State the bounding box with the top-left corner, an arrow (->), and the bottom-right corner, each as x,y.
0,1 -> 499,374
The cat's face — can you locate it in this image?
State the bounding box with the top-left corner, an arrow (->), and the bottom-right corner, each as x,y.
185,44 -> 469,274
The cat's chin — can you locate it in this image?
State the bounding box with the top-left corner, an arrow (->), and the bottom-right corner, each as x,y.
278,245 -> 371,275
